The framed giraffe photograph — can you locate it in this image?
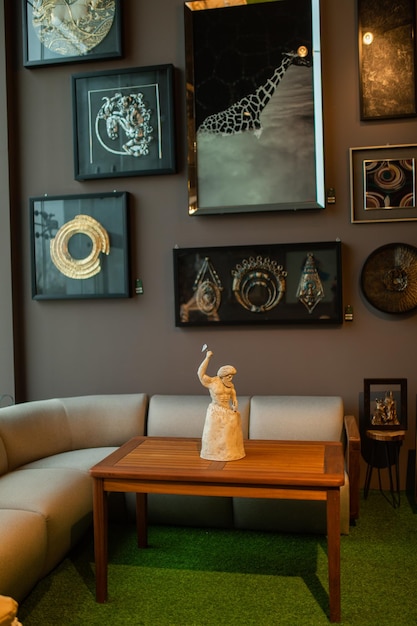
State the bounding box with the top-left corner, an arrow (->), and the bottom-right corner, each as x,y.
173,240 -> 343,326
184,0 -> 325,215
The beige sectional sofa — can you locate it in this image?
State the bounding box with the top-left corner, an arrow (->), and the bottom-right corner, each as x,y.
0,393 -> 360,602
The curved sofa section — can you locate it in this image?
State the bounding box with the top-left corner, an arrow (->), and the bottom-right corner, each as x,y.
0,393 -> 360,601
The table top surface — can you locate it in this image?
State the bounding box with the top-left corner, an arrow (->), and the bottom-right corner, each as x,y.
90,437 -> 344,488
366,429 -> 406,442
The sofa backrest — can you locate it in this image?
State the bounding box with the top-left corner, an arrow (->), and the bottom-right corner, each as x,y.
147,395 -> 251,438
249,396 -> 344,441
0,399 -> 71,473
0,392 -> 344,475
60,394 -> 148,449
0,394 -> 148,473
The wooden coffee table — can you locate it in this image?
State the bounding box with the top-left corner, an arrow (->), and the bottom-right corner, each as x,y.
90,436 -> 344,622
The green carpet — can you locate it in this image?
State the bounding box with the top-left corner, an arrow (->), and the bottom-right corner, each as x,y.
19,491 -> 417,625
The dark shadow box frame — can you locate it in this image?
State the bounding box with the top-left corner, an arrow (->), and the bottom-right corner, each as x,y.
174,240 -> 342,327
350,144 -> 417,223
72,64 -> 176,180
22,0 -> 122,68
364,378 -> 407,431
30,191 -> 130,300
358,0 -> 417,121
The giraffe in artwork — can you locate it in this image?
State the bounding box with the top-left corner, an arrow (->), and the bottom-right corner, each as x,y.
197,47 -> 311,138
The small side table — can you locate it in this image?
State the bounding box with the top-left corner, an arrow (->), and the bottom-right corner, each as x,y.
364,429 -> 406,508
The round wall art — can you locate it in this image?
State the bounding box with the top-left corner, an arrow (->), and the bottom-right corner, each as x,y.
361,242 -> 417,314
31,0 -> 116,57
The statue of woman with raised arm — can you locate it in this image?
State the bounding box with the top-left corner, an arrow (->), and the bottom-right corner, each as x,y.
197,350 -> 245,461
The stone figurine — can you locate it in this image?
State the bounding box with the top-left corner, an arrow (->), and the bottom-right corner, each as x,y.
197,350 -> 245,461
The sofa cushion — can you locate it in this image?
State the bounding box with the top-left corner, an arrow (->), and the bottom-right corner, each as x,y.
0,468 -> 94,576
147,394 -> 250,438
19,447 -> 118,472
0,400 -> 71,472
0,509 -> 47,601
249,396 -> 344,441
60,393 -> 148,449
0,394 -> 148,473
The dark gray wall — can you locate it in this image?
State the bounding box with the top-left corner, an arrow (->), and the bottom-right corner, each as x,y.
5,1 -> 417,484
0,0 -> 14,401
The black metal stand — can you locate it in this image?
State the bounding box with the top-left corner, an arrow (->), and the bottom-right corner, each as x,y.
364,430 -> 405,508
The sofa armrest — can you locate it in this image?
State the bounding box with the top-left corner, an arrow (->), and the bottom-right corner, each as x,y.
344,414 -> 361,521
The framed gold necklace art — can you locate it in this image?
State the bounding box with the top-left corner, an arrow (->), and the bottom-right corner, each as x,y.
30,191 -> 130,299
174,240 -> 343,326
23,0 -> 122,67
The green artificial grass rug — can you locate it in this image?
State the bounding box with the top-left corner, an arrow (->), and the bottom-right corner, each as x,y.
19,491 -> 417,625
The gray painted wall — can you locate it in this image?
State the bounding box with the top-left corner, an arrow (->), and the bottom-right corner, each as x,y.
0,0 -> 14,402
4,1 -> 417,485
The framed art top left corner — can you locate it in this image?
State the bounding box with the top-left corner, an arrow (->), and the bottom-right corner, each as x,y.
22,0 -> 122,68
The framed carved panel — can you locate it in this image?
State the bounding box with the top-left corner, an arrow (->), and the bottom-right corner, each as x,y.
72,64 -> 176,180
174,240 -> 342,326
23,0 -> 122,68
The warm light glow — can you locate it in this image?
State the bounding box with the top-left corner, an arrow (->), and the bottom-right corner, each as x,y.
297,45 -> 308,58
363,32 -> 374,45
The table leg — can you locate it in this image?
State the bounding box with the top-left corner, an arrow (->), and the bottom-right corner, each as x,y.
136,493 -> 148,548
364,440 -> 375,499
327,488 -> 341,623
393,443 -> 401,507
385,441 -> 402,508
93,478 -> 108,603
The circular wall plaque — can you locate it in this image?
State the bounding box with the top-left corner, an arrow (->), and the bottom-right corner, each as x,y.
32,0 -> 116,57
361,243 -> 417,314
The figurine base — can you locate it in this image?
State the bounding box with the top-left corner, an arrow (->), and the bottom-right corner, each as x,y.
200,403 -> 246,462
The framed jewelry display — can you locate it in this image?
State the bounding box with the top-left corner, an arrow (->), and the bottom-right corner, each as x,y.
174,240 -> 342,326
361,243 -> 417,314
23,0 -> 122,68
30,191 -> 130,299
184,0 -> 325,215
358,0 -> 416,120
364,378 -> 407,431
350,144 -> 417,223
72,64 -> 176,180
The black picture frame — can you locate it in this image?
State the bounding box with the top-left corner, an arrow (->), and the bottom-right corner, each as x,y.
23,0 -> 122,68
174,240 -> 342,326
30,191 -> 131,300
364,378 -> 407,430
72,64 -> 176,180
358,0 -> 417,121
350,144 -> 417,223
184,0 -> 325,215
